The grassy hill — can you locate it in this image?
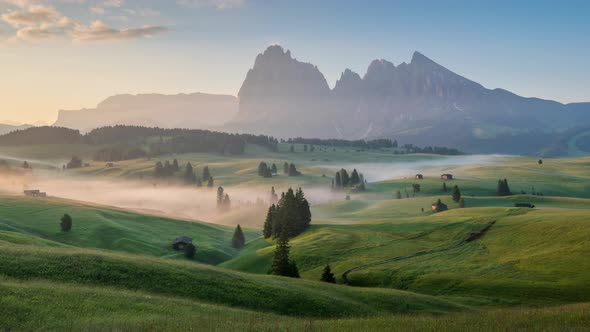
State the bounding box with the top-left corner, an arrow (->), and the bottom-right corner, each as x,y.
0,195 -> 258,264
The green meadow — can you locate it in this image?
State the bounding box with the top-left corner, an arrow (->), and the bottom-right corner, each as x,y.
0,142 -> 589,330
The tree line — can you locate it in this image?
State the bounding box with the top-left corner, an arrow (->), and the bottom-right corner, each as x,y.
0,126 -> 278,160
286,137 -> 396,149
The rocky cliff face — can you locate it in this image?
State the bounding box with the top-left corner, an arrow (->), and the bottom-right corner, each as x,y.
235,45 -> 331,133
231,46 -> 587,149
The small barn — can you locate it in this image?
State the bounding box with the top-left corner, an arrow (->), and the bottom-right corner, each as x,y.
173,236 -> 192,250
24,190 -> 47,198
415,174 -> 424,179
441,174 -> 454,180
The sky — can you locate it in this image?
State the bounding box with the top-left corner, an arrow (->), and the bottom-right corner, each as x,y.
0,0 -> 589,124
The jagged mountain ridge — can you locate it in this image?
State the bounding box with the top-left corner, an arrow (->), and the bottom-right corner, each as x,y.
231,46 -> 588,152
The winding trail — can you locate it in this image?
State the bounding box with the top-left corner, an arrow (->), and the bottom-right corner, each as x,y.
341,220 -> 497,285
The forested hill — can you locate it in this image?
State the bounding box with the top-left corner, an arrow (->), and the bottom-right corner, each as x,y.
0,126 -> 279,157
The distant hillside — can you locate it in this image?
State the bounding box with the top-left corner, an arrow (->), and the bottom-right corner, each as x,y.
0,124 -> 31,136
228,46 -> 590,155
53,93 -> 238,132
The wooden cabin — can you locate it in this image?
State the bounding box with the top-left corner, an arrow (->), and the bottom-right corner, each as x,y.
23,190 -> 47,198
441,174 -> 454,180
415,174 -> 423,179
173,236 -> 193,250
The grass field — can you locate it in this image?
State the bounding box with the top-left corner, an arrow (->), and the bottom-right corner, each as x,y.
0,143 -> 589,330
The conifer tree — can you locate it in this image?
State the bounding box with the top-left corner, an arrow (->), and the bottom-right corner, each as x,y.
340,169 -> 350,187
270,233 -> 299,278
452,185 -> 461,202
350,169 -> 360,186
320,264 -> 336,283
271,163 -> 277,175
202,166 -> 211,181
217,186 -> 224,208
290,145 -> 295,153
184,243 -> 196,259
154,161 -> 164,178
184,162 -> 195,184
258,162 -> 268,176
231,224 -> 245,249
270,186 -> 278,204
172,159 -> 179,172
459,197 -> 465,208
443,182 -> 448,192
223,194 -> 231,211
283,162 -> 289,174
395,190 -> 402,199
207,176 -> 214,188
263,204 -> 275,239
60,214 -> 72,232
335,172 -> 342,188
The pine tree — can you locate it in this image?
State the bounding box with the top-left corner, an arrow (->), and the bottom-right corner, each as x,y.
340,169 -> 350,187
304,144 -> 308,152
290,145 -> 295,153
270,233 -> 299,278
334,172 -> 342,188
459,197 -> 465,208
184,162 -> 195,184
217,186 -> 224,208
223,194 -> 231,211
288,163 -> 300,176
207,176 -> 214,188
60,214 -> 72,232
202,166 -> 211,181
283,162 -> 289,174
452,185 -> 461,202
442,182 -> 448,192
154,161 -> 164,178
184,243 -> 196,259
270,186 -> 278,204
258,162 -> 268,177
263,205 -> 275,238
231,224 -> 246,249
350,169 -> 360,186
172,159 -> 179,172
320,264 -> 336,283
395,190 -> 402,199
497,179 -> 512,196
271,163 -> 277,175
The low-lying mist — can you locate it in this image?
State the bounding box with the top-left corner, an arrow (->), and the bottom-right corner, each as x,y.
0,154 -> 507,226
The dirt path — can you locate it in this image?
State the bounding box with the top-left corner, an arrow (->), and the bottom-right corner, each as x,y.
341,220 -> 496,285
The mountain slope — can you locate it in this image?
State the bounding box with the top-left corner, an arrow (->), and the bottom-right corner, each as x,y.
53,93 -> 238,132
231,46 -> 590,154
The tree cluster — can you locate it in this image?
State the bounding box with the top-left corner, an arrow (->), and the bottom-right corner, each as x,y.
66,156 -> 83,169
217,186 -> 231,212
432,199 -> 448,213
258,162 -> 277,178
286,137 -> 396,150
263,188 -> 311,239
333,168 -> 365,191
497,179 -> 512,196
397,144 -> 463,155
0,126 -> 279,160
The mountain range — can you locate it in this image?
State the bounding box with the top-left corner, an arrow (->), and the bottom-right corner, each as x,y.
45,45 -> 590,155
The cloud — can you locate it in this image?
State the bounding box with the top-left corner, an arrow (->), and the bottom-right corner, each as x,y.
1,4 -> 59,27
124,7 -> 159,17
102,0 -> 122,7
0,1 -> 168,42
72,20 -> 167,41
177,0 -> 244,9
90,7 -> 105,14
